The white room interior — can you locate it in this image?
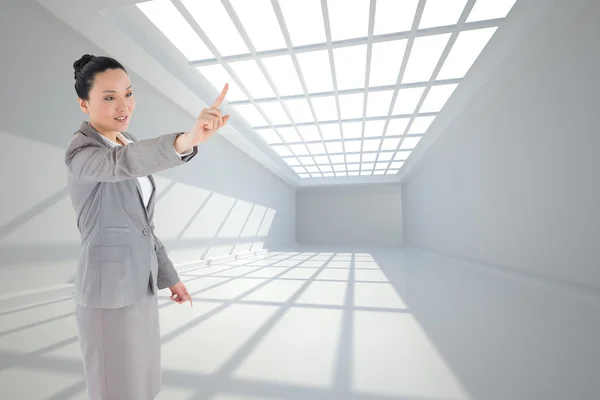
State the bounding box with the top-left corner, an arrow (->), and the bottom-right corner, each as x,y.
1,0 -> 599,399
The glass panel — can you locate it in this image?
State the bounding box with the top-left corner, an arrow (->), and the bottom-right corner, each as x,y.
296,50 -> 334,93
279,0 -> 326,46
374,0 -> 418,35
369,40 -> 407,87
181,0 -> 247,57
229,60 -> 275,99
467,0 -> 518,22
196,65 -> 247,102
402,34 -> 451,84
333,45 -> 367,91
419,0 -> 468,29
437,27 -> 497,80
366,90 -> 394,118
328,0 -> 370,41
262,55 -> 304,96
392,87 -> 425,115
420,84 -> 458,113
230,0 -> 286,52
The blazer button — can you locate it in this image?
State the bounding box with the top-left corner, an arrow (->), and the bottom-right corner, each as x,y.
143,228 -> 149,235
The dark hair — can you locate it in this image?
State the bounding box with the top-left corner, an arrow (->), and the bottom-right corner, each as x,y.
73,54 -> 127,100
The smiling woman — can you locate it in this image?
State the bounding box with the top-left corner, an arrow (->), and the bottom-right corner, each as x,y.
66,53 -> 230,399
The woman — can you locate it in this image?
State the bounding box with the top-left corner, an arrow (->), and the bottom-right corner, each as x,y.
65,54 -> 229,399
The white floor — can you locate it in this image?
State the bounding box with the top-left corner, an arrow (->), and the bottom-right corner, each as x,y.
0,247 -> 599,400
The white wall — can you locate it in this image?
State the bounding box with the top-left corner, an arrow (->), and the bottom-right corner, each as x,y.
402,0 -> 600,291
296,183 -> 403,248
0,0 -> 295,301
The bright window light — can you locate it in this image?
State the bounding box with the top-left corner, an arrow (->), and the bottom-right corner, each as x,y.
314,155 -> 330,163
373,170 -> 386,175
400,136 -> 422,150
299,173 -> 310,178
390,161 -> 404,169
386,169 -> 399,175
320,164 -> 333,173
347,164 -> 360,171
277,127 -> 302,142
306,165 -> 320,173
271,144 -> 293,157
374,0 -> 418,35
232,103 -> 267,126
366,91 -> 394,118
419,0 -> 468,29
328,0 -> 370,41
336,171 -> 348,176
296,50 -> 334,93
181,0 -> 248,57
259,101 -> 290,125
386,118 -> 410,136
284,98 -> 314,124
361,162 -> 375,170
333,164 -> 346,171
395,150 -> 411,161
348,171 -> 360,176
196,65 -> 247,102
228,60 -> 274,99
299,156 -> 314,165
255,128 -> 282,144
338,93 -> 364,120
363,139 -> 381,152
137,0 -> 213,61
360,170 -> 372,176
467,0 -> 518,22
283,157 -> 300,166
392,87 -> 425,115
262,55 -> 304,96
378,151 -> 394,161
409,116 -> 435,134
369,40 -> 407,87
230,0 -> 286,52
279,0 -> 326,46
362,153 -> 377,162
364,120 -> 386,137
376,162 -> 389,169
333,45 -> 367,91
330,154 -> 345,163
345,140 -> 361,153
311,96 -> 339,121
402,33 -> 451,84
320,124 -> 342,140
346,154 -> 361,163
420,84 -> 458,113
297,125 -> 321,141
307,142 -> 327,154
437,27 -> 497,80
342,122 -> 362,139
290,144 -> 310,156
381,138 -> 400,150
292,166 -> 307,173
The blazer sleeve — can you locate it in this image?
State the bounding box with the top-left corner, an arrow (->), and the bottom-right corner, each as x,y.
65,132 -> 197,182
151,221 -> 181,289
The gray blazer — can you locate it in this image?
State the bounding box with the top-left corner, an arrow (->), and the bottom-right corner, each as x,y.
65,121 -> 197,309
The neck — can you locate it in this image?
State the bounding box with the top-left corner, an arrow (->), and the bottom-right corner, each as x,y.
89,121 -> 119,143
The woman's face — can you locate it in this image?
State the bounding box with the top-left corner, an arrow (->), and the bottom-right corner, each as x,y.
78,68 -> 136,135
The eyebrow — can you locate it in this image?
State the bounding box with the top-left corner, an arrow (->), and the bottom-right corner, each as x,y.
102,85 -> 132,93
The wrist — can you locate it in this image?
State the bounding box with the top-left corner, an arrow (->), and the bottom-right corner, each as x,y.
174,132 -> 193,154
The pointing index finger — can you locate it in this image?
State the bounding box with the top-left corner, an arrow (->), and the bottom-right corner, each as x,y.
212,83 -> 229,108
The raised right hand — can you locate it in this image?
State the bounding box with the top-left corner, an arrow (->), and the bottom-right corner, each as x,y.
175,83 -> 230,152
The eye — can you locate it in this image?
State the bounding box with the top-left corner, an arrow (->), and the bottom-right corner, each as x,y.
104,97 -> 114,101
126,92 -> 133,97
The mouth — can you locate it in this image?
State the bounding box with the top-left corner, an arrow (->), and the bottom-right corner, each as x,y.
115,116 -> 129,123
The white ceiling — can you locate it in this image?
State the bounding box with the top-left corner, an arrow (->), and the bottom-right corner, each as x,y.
37,0 -> 555,187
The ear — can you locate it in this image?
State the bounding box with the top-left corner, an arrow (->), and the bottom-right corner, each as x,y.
78,98 -> 90,114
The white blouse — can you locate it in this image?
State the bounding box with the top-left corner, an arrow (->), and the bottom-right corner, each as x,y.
101,132 -> 191,208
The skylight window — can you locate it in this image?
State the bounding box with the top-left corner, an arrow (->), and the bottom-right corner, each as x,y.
139,0 -> 514,180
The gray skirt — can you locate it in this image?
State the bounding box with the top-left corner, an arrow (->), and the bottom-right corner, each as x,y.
75,282 -> 161,400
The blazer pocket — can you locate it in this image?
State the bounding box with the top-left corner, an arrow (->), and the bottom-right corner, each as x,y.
104,227 -> 130,233
91,245 -> 131,262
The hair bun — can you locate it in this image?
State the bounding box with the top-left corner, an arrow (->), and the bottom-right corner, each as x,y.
73,54 -> 95,79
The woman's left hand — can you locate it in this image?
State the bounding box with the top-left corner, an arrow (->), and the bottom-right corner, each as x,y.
169,281 -> 192,307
